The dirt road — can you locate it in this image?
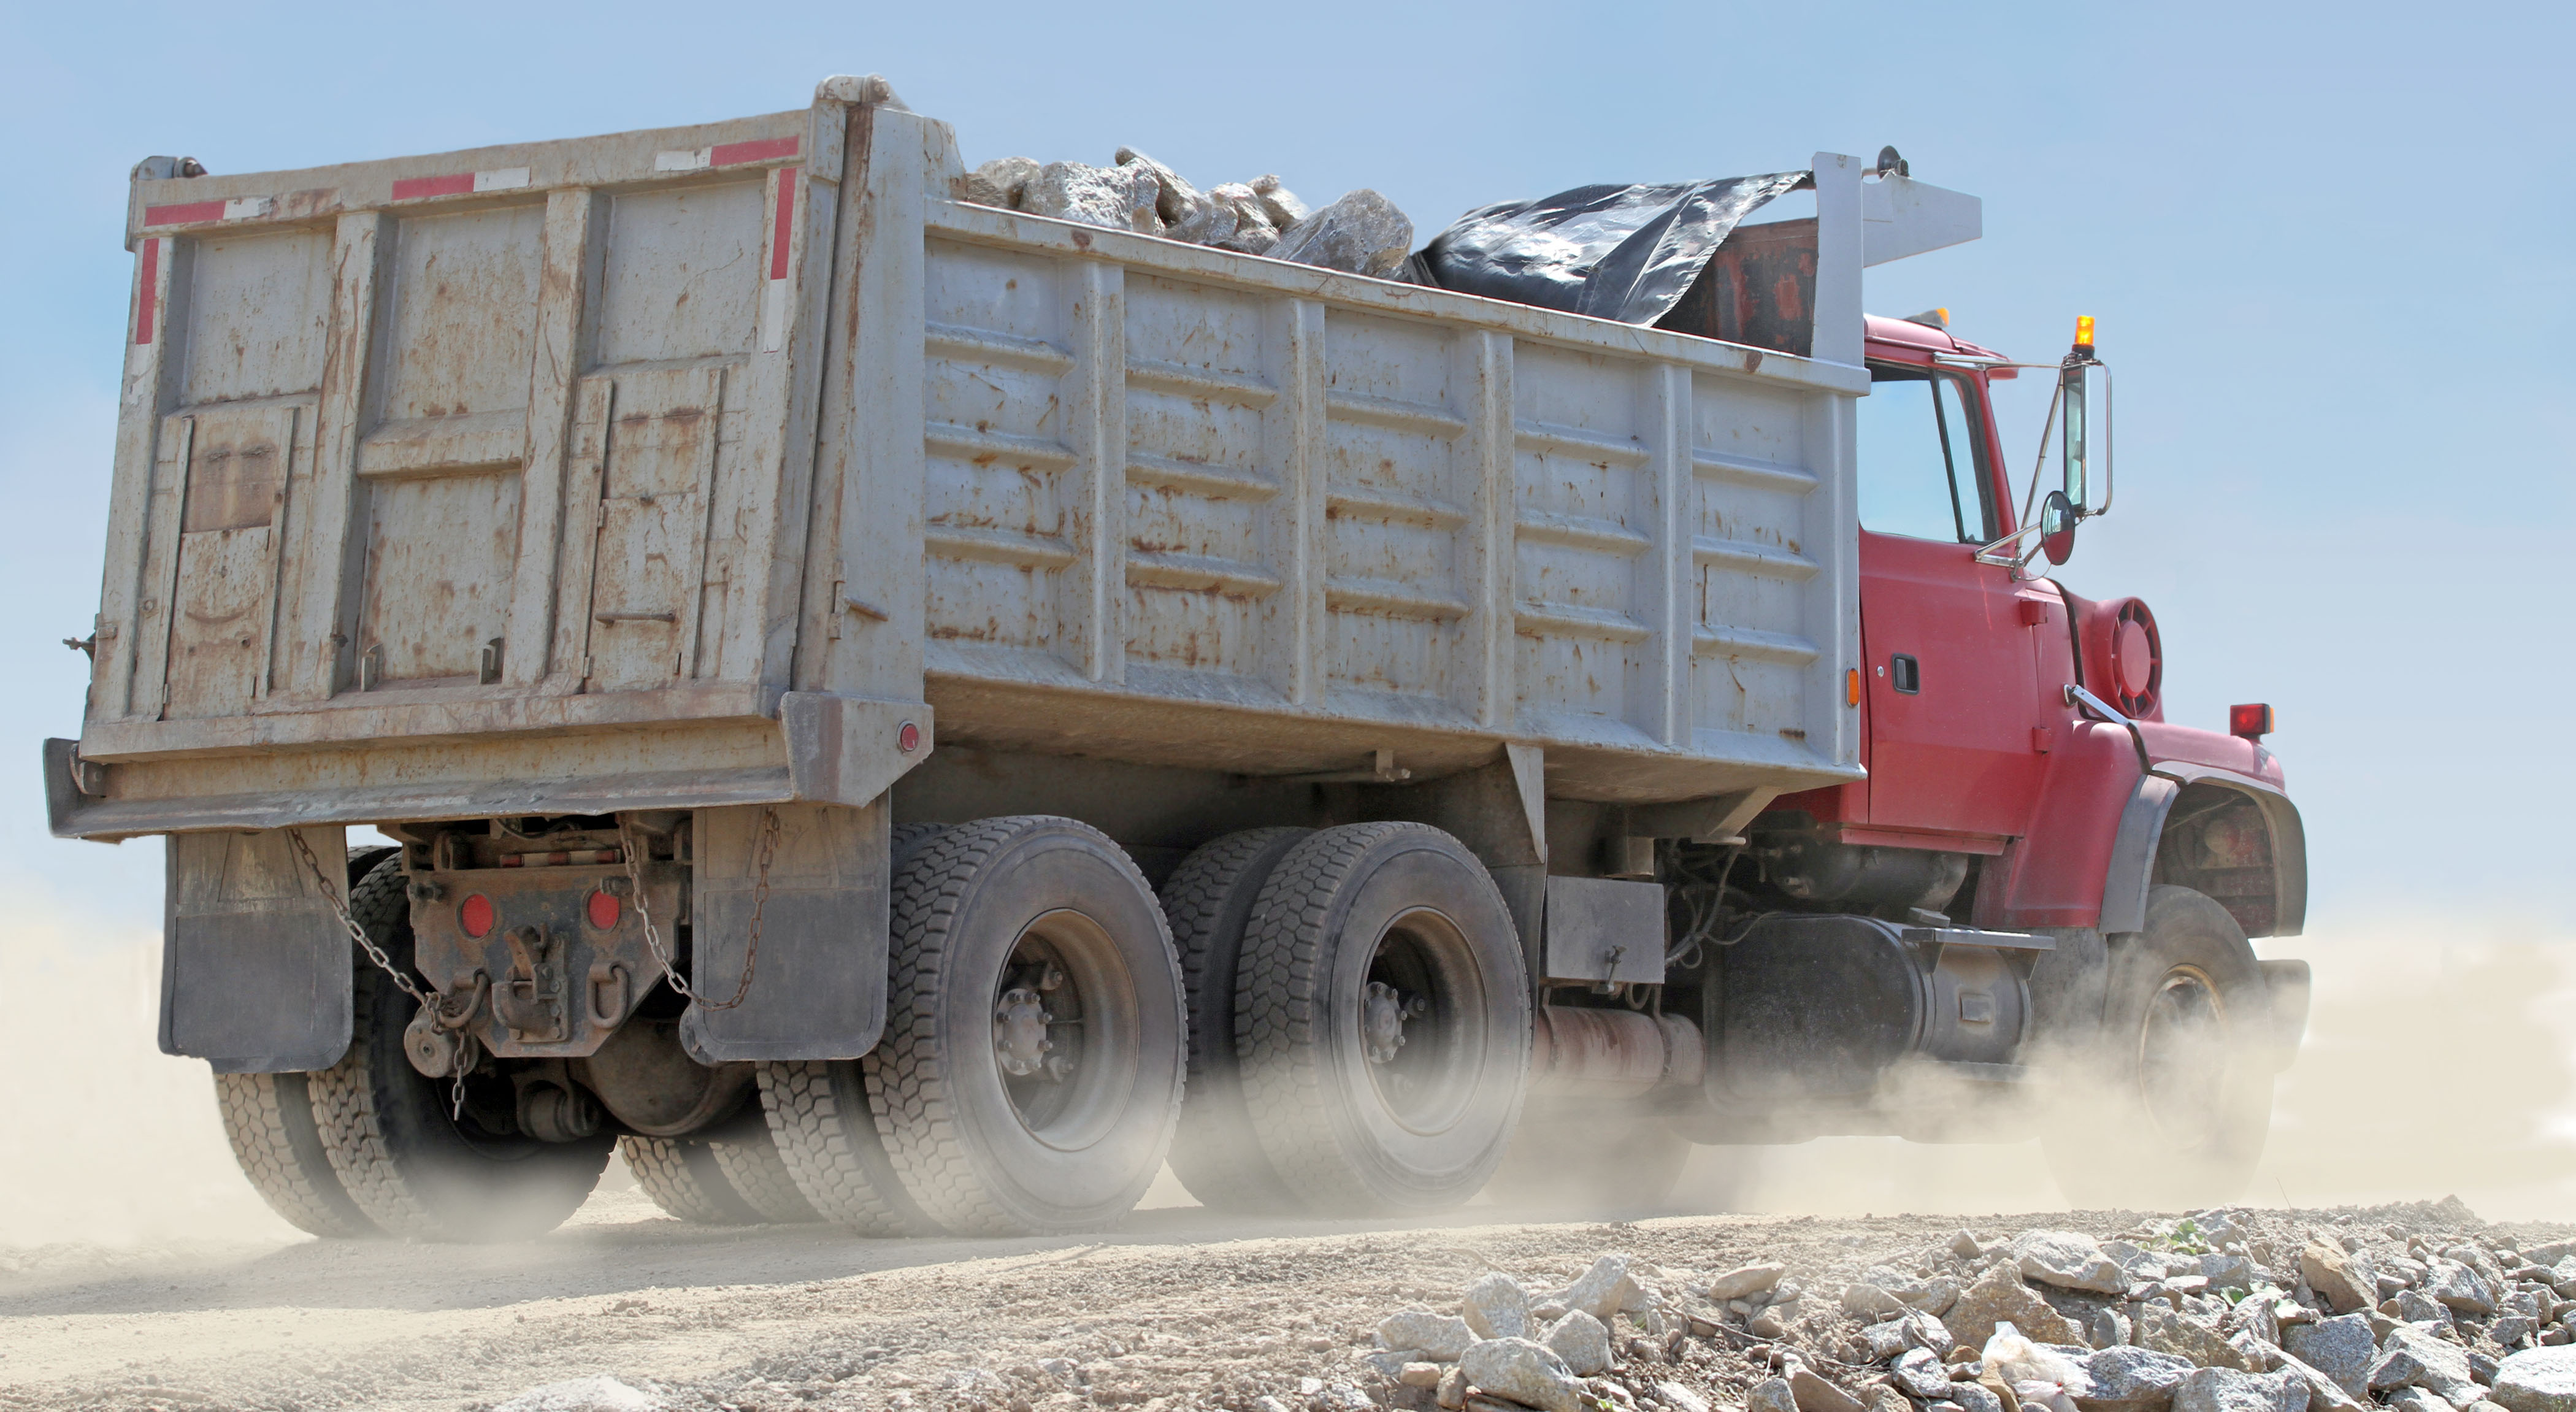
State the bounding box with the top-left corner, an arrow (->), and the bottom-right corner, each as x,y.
6,1181 -> 2569,1412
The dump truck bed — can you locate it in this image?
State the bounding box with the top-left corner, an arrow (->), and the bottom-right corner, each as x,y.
52,80 -> 1878,840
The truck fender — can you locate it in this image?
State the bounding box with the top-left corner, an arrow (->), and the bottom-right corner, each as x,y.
2098,765 -> 2307,938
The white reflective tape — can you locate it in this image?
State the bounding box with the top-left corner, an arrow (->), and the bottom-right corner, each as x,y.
654,148 -> 712,172
473,167 -> 531,193
761,280 -> 790,353
221,197 -> 274,221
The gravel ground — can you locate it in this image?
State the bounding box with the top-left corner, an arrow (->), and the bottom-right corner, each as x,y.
2,1189 -> 2569,1412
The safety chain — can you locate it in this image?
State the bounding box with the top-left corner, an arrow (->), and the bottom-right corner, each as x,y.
288,831 -> 469,1120
617,806 -> 775,1012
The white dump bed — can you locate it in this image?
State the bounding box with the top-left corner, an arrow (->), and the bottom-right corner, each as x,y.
55,79 -> 1909,838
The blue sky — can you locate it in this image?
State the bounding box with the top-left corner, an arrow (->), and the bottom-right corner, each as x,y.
6,1 -> 2569,936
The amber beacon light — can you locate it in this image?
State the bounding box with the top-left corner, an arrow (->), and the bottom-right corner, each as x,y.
2073,315 -> 2096,355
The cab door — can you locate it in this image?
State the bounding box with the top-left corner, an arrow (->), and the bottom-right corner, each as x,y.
1856,361 -> 2047,840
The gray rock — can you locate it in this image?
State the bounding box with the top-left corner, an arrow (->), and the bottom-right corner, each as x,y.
1264,190 -> 1414,279
1465,1273 -> 1535,1341
1382,1311 -> 1478,1362
2285,1315 -> 2378,1400
2372,1324 -> 2484,1405
2170,1368 -> 2309,1412
1255,1397 -> 1295,1412
2492,1348 -> 2576,1412
2090,1310 -> 2134,1352
1951,1263 -> 2093,1350
1403,1364 -> 1447,1389
1021,161 -> 1162,234
1954,1381 -> 2005,1412
2083,1347 -> 2199,1410
1749,1378 -> 1802,1412
1110,148 -> 1209,233
2497,1318 -> 2542,1348
1550,1256 -> 1645,1323
2226,1295 -> 2282,1350
1249,174 -> 1308,229
1955,1231 -> 1989,1259
2387,1258 -> 2434,1293
1790,1367 -> 1866,1412
1365,1350 -> 1420,1378
1750,1307 -> 1792,1338
2396,1290 -> 2456,1329
1546,1311 -> 1613,1378
2430,1260 -> 2503,1316
1898,1348 -> 1955,1399
1462,1337 -> 1582,1412
2202,1256 -> 2260,1292
2388,1389 -> 2458,1412
959,156 -> 1041,210
1657,1384 -> 1712,1412
2302,1245 -> 2375,1315
2139,1303 -> 2260,1373
1848,1284 -> 1907,1319
2267,1349 -> 2372,1412
2478,1355 -> 2505,1389
2018,1232 -> 2131,1295
1709,1264 -> 1789,1302
494,1379 -> 664,1412
1192,183 -> 1281,254
1439,1366 -> 1470,1410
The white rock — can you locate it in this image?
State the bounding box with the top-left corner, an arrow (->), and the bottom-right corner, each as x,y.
1264,190 -> 1413,278
494,1378 -> 663,1412
1464,1272 -> 1534,1341
2170,1368 -> 2309,1412
1748,1377 -> 1801,1412
1546,1310 -> 1614,1377
959,156 -> 1040,210
1549,1255 -> 1645,1322
1898,1348 -> 1954,1399
1381,1310 -> 1478,1362
1250,174 -> 1309,228
1462,1337 -> 1584,1412
1708,1264 -> 1789,1302
1021,161 -> 1162,234
1658,1382 -> 1712,1412
2015,1232 -> 2130,1295
2373,1324 -> 2483,1405
2493,1347 -> 2576,1412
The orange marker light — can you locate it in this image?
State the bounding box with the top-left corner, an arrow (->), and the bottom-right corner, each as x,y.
1846,668 -> 1861,707
2074,315 -> 2096,351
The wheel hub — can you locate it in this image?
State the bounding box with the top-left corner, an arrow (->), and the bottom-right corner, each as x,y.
2137,967 -> 2229,1149
1363,980 -> 1426,1064
994,986 -> 1055,1077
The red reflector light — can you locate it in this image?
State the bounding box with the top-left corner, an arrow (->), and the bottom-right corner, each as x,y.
2229,703 -> 2275,740
587,889 -> 621,930
459,894 -> 495,938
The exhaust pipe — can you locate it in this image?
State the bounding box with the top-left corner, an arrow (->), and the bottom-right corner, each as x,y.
1528,1005 -> 1704,1098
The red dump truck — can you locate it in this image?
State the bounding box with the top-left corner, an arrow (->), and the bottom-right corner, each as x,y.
45,76 -> 2308,1241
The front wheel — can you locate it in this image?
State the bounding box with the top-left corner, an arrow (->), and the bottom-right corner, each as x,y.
2039,884 -> 2273,1207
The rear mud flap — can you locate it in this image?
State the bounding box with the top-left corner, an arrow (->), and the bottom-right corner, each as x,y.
161,826 -> 353,1073
681,800 -> 889,1062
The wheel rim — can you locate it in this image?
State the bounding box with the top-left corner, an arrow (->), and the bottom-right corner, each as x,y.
992,908 -> 1140,1152
1359,906 -> 1487,1135
2135,964 -> 2231,1152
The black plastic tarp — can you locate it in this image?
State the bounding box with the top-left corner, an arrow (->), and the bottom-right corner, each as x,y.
1409,171 -> 1810,326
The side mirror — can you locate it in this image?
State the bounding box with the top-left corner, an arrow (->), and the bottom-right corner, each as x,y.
2058,320 -> 2112,515
2039,489 -> 2077,565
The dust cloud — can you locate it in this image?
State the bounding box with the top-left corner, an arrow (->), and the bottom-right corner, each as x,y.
0,911 -> 2567,1260
1675,920 -> 2576,1220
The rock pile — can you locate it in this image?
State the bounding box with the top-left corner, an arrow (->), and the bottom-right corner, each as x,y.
1356,1214 -> 2576,1412
956,148 -> 1414,279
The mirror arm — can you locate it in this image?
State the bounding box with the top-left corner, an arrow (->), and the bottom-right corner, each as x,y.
1973,521 -> 2050,578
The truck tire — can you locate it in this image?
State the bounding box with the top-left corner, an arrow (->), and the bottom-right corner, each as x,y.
308,857 -> 614,1242
705,1126 -> 820,1222
752,823 -> 949,1237
2040,884 -> 2272,1207
215,1071 -> 383,1238
619,1135 -> 763,1224
1485,1109 -> 1690,1215
865,816 -> 1186,1235
1160,827 -> 1311,1213
1236,823 -> 1531,1215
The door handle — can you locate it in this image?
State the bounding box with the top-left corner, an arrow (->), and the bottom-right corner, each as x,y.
1890,654 -> 1921,694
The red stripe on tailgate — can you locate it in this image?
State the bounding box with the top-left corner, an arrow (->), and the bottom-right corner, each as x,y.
144,200 -> 226,226
770,171 -> 797,279
391,172 -> 477,201
711,136 -> 799,167
134,239 -> 159,345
